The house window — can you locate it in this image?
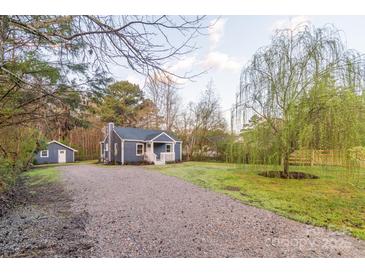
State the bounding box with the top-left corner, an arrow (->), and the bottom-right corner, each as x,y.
136,143 -> 144,156
105,144 -> 108,151
40,150 -> 49,158
166,144 -> 172,153
114,143 -> 118,156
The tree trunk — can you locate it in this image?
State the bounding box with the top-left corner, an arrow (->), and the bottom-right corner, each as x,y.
283,151 -> 290,178
0,16 -> 8,66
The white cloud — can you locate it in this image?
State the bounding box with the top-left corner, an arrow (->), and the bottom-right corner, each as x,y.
200,18 -> 242,74
201,51 -> 241,72
270,16 -> 311,33
169,56 -> 196,72
208,18 -> 227,49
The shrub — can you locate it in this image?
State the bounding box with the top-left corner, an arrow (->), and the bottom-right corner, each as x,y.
0,127 -> 47,190
0,158 -> 19,189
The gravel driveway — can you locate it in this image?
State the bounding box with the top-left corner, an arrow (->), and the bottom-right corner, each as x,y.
60,164 -> 365,257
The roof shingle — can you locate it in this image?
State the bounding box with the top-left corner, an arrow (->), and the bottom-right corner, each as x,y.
113,127 -> 180,141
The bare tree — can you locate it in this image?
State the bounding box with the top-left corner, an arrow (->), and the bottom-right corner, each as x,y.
0,15 -> 208,129
147,73 -> 180,131
176,80 -> 226,160
1,16 -> 207,78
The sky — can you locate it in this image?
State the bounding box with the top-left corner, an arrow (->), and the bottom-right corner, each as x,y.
109,16 -> 365,127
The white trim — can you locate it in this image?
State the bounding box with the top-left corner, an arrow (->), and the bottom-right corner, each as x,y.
121,140 -> 124,165
149,132 -> 176,143
112,130 -> 181,143
100,143 -> 103,160
108,124 -> 112,162
165,143 -> 173,153
136,143 -> 144,156
48,140 -> 78,152
123,138 -> 145,142
40,150 -> 49,158
122,138 -> 181,143
72,151 -> 75,162
123,139 -> 174,144
113,129 -> 124,141
114,142 -> 118,156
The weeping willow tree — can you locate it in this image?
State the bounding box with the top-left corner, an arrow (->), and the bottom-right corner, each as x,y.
297,75 -> 365,154
235,24 -> 365,178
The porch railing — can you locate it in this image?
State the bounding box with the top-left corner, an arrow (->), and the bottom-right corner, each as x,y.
144,151 -> 174,165
160,152 -> 175,163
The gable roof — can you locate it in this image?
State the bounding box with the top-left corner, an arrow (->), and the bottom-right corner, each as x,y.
48,140 -> 78,152
113,127 -> 180,142
149,132 -> 175,142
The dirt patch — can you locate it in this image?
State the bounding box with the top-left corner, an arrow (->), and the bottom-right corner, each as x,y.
0,180 -> 29,218
258,171 -> 319,179
223,186 -> 241,191
0,179 -> 93,257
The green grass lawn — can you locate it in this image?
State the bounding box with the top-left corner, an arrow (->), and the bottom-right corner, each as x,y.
34,159 -> 98,168
25,160 -> 115,187
148,161 -> 365,240
23,167 -> 60,186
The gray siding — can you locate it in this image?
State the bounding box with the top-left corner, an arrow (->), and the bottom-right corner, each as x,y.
101,130 -> 121,163
110,130 -> 116,162
35,143 -> 74,164
101,124 -> 182,165
153,133 -> 174,142
124,141 -> 144,163
174,142 -> 182,161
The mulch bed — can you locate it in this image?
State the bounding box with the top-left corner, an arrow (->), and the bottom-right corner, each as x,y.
258,171 -> 319,179
223,186 -> 241,192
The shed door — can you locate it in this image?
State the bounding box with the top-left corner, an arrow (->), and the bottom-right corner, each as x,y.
58,150 -> 66,163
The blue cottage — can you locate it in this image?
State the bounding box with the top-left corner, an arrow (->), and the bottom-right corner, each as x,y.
100,123 -> 182,165
35,140 -> 78,164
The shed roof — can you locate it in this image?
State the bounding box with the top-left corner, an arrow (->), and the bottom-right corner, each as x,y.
48,140 -> 78,152
113,127 -> 180,141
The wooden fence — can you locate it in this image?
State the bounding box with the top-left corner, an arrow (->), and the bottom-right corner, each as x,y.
289,149 -> 365,168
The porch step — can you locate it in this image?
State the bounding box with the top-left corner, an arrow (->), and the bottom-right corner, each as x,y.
154,160 -> 165,165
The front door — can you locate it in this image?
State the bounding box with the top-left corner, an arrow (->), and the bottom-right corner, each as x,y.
58,149 -> 66,163
146,142 -> 153,154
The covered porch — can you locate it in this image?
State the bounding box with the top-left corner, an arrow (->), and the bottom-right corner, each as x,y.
144,141 -> 175,165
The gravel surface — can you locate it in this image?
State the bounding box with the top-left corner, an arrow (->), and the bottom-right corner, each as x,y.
60,164 -> 365,258
0,181 -> 93,257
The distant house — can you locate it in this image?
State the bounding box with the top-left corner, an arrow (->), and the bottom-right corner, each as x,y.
100,123 -> 182,165
35,140 -> 78,164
